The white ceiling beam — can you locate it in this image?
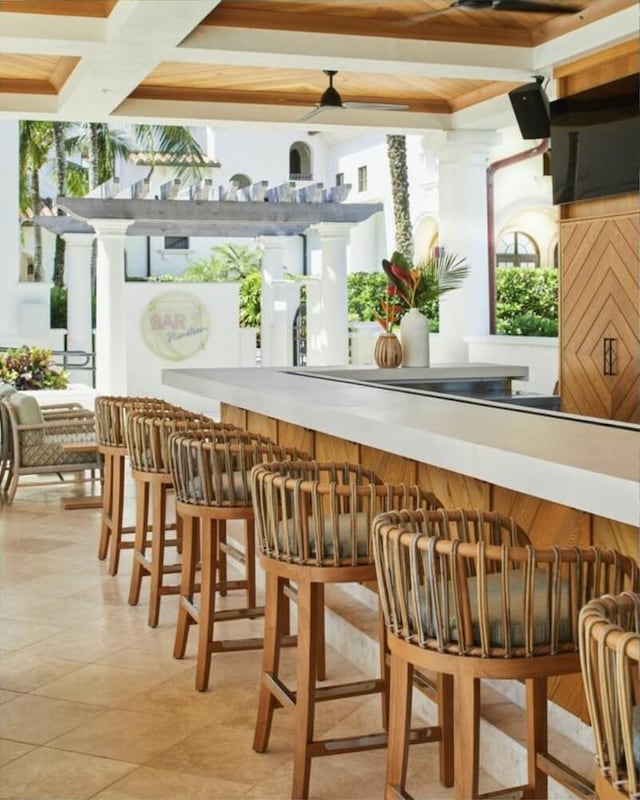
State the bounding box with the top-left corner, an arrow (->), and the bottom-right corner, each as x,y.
54,0 -> 220,119
178,26 -> 536,82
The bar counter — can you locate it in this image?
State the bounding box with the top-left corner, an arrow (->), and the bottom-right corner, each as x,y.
163,365 -> 639,528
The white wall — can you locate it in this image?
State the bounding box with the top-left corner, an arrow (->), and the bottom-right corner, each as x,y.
124,282 -> 248,415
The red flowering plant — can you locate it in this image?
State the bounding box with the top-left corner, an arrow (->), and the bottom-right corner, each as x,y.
382,249 -> 470,314
375,283 -> 404,333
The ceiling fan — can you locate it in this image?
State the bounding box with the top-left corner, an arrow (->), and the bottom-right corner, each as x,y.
301,70 -> 409,121
400,0 -> 584,25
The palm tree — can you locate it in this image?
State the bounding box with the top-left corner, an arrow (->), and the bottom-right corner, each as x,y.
386,134 -> 414,263
19,120 -> 54,281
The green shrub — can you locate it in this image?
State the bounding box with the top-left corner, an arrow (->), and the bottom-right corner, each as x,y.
239,271 -> 261,328
347,271 -> 439,330
496,267 -> 557,336
50,286 -> 67,329
0,346 -> 68,389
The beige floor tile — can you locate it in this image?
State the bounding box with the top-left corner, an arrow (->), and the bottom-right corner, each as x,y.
0,689 -> 22,704
0,746 -> 136,799
32,663 -> 174,707
49,707 -> 209,763
91,765 -> 253,799
0,694 -> 106,745
0,619 -> 68,652
0,739 -> 35,768
146,721 -> 294,785
0,651 -> 85,693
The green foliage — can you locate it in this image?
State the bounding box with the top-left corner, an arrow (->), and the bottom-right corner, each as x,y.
50,286 -> 67,329
182,243 -> 262,282
239,271 -> 262,328
0,346 -> 68,390
496,267 -> 558,336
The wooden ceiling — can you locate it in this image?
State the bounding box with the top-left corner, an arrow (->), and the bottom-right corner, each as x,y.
0,0 -> 636,130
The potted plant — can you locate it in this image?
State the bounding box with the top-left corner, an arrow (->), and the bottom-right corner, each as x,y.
372,284 -> 403,368
382,250 -> 470,366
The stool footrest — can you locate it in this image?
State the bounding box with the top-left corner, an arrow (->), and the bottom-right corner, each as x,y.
535,753 -> 593,800
211,636 -> 264,653
308,725 -> 437,758
263,671 -> 297,708
133,554 -> 182,575
315,678 -> 385,703
219,542 -> 245,563
214,579 -> 248,592
477,785 -> 528,799
212,606 -> 265,623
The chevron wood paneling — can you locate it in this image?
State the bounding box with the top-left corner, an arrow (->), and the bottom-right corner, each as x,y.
560,212 -> 639,421
278,420 -> 314,457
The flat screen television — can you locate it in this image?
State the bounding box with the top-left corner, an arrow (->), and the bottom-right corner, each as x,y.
549,74 -> 640,205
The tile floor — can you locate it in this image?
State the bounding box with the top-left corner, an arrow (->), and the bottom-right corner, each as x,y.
0,475 -> 457,800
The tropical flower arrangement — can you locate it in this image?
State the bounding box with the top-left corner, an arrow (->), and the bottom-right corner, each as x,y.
380,249 -> 471,315
0,346 -> 68,390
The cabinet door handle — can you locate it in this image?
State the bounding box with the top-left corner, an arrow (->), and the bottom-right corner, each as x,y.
603,337 -> 616,376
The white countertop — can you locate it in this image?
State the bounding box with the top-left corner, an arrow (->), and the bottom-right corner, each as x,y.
163,365 -> 640,527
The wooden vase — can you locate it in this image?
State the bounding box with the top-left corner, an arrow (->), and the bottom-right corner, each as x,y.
374,332 -> 402,368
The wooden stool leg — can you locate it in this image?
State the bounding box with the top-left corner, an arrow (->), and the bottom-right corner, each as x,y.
314,583 -> 326,682
384,650 -> 413,800
454,673 -> 481,800
439,672 -> 454,787
147,481 -> 168,628
127,476 -> 150,606
245,518 -> 256,609
108,452 -> 126,576
173,512 -> 197,659
292,580 -> 320,800
217,519 -> 228,596
524,677 -> 548,800
253,571 -> 286,752
379,601 -> 390,730
98,451 -> 113,560
196,518 -> 218,691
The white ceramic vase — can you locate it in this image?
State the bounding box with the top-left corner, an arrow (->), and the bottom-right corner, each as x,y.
399,308 -> 430,367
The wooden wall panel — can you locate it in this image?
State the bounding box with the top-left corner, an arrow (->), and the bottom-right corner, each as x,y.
220,402 -> 246,430
592,515 -> 639,561
417,462 -> 489,510
246,411 -> 278,440
492,487 -> 591,548
314,431 -> 359,464
359,445 -> 417,484
278,420 -> 315,457
559,213 -> 639,421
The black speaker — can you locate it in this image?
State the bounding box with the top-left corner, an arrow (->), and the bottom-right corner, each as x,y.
509,80 -> 550,139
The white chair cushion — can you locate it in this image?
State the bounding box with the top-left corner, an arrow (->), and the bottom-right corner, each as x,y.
9,393 -> 44,425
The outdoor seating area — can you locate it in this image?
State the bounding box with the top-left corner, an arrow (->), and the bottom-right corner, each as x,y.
1,392 -> 638,800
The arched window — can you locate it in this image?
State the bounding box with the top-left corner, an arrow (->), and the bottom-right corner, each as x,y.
229,173 -> 251,189
289,142 -> 312,180
496,231 -> 540,268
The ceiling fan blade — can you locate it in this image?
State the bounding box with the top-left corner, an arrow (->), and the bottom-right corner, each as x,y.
344,102 -> 410,111
299,105 -> 329,122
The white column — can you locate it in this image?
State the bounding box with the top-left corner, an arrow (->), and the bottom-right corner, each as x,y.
63,233 -> 94,352
0,120 -> 20,337
306,223 -> 351,366
434,130 -> 499,363
90,219 -> 132,394
259,236 -> 288,367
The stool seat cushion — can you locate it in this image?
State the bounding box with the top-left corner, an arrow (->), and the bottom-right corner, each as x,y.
275,511 -> 371,561
186,471 -> 250,505
412,568 -> 572,649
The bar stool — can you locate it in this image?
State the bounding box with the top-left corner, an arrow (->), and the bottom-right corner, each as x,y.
95,395 -> 176,576
126,409 -> 238,627
168,430 -> 309,691
372,508 -> 640,800
250,459 -> 442,800
579,591 -> 640,800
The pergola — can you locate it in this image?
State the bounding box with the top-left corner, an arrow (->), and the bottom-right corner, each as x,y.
35,194 -> 383,391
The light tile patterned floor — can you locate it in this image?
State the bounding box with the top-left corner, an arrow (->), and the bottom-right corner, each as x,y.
0,476 -> 454,800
